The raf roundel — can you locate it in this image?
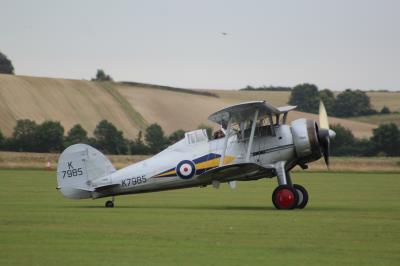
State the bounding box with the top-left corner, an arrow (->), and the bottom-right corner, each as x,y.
176,160 -> 196,179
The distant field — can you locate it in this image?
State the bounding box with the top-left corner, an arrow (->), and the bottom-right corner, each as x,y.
1,151 -> 399,173
218,90 -> 400,112
366,92 -> 400,112
0,151 -> 147,170
0,169 -> 399,266
352,113 -> 400,127
1,74 -> 398,138
116,84 -> 375,138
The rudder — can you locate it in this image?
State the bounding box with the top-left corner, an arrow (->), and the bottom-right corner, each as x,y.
56,144 -> 116,199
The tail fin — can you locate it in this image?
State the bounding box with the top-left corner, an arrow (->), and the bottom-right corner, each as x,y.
56,144 -> 116,199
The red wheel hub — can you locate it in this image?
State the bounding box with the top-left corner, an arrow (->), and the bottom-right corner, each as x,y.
275,188 -> 295,209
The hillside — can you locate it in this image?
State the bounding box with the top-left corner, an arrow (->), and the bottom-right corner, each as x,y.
0,74 -> 392,139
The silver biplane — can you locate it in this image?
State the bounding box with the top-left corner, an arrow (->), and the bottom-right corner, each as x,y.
57,101 -> 335,210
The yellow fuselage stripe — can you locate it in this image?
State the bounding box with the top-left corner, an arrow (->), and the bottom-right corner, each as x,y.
156,156 -> 236,177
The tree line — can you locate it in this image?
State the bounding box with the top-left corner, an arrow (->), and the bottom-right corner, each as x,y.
242,83 -> 395,118
0,119 -> 399,156
0,119 -> 212,155
331,123 -> 400,156
288,83 -> 395,117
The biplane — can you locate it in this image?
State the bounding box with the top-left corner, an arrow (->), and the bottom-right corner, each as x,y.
57,101 -> 335,209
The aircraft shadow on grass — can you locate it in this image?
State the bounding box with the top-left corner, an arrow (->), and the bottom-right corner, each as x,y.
67,204 -> 276,211
65,204 -> 365,212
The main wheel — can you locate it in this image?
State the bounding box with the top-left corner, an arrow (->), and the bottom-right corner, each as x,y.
272,185 -> 298,210
293,184 -> 309,209
105,200 -> 114,208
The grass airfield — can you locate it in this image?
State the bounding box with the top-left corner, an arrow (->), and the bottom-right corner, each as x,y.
1,169 -> 399,266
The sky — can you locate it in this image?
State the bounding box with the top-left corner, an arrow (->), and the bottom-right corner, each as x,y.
1,0 -> 399,90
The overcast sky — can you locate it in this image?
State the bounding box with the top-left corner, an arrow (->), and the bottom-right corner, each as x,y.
1,0 -> 399,90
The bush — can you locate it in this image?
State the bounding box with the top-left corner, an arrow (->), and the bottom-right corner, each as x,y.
92,69 -> 113,81
94,120 -> 127,154
0,130 -> 4,149
330,124 -> 358,156
332,89 -> 374,117
0,51 -> 14,74
288,83 -> 320,113
380,106 -> 391,114
370,123 -> 400,156
35,121 -> 65,152
145,123 -> 168,154
168,129 -> 185,145
64,124 -> 88,147
12,119 -> 39,151
128,131 -> 150,155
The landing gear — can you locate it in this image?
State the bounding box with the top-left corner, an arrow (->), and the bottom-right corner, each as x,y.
105,200 -> 114,208
272,162 -> 309,210
105,196 -> 115,208
272,185 -> 298,209
293,184 -> 309,209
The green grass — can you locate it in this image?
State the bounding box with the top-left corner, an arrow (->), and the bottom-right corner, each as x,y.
1,170 -> 399,266
351,113 -> 400,127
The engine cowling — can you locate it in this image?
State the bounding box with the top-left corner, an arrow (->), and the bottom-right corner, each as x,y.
290,118 -> 321,163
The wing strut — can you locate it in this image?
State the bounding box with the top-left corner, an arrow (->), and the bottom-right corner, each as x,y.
219,117 -> 232,167
245,108 -> 259,162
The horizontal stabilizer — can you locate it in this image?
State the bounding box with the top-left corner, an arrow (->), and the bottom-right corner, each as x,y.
93,183 -> 120,192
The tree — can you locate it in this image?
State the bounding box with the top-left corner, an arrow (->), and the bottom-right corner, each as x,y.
12,119 -> 38,151
332,89 -> 374,117
370,123 -> 400,156
319,89 -> 335,115
92,69 -> 113,81
94,120 -> 127,154
64,124 -> 88,147
0,130 -> 4,150
145,123 -> 168,154
128,131 -> 150,155
35,121 -> 65,152
288,83 -> 320,113
380,106 -> 391,114
330,124 -> 357,156
168,129 -> 185,145
0,51 -> 14,74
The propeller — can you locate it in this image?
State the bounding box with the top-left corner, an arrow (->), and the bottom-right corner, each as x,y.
318,101 -> 336,168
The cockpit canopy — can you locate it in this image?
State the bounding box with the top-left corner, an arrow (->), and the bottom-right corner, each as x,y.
185,129 -> 209,145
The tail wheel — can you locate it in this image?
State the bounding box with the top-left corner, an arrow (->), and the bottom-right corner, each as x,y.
293,184 -> 309,209
105,200 -> 114,208
272,185 -> 298,210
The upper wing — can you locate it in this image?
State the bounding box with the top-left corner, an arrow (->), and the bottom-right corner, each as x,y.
197,162 -> 275,183
208,100 -> 296,126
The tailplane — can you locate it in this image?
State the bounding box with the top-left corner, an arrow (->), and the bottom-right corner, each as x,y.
56,144 -> 116,199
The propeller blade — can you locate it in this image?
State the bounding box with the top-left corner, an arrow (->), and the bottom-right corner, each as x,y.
319,101 -> 329,130
318,127 -> 331,169
322,137 -> 330,168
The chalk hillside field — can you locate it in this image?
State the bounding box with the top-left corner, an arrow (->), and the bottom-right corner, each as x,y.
2,74 -> 398,138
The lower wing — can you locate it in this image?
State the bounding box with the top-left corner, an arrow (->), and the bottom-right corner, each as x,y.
198,163 -> 275,183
